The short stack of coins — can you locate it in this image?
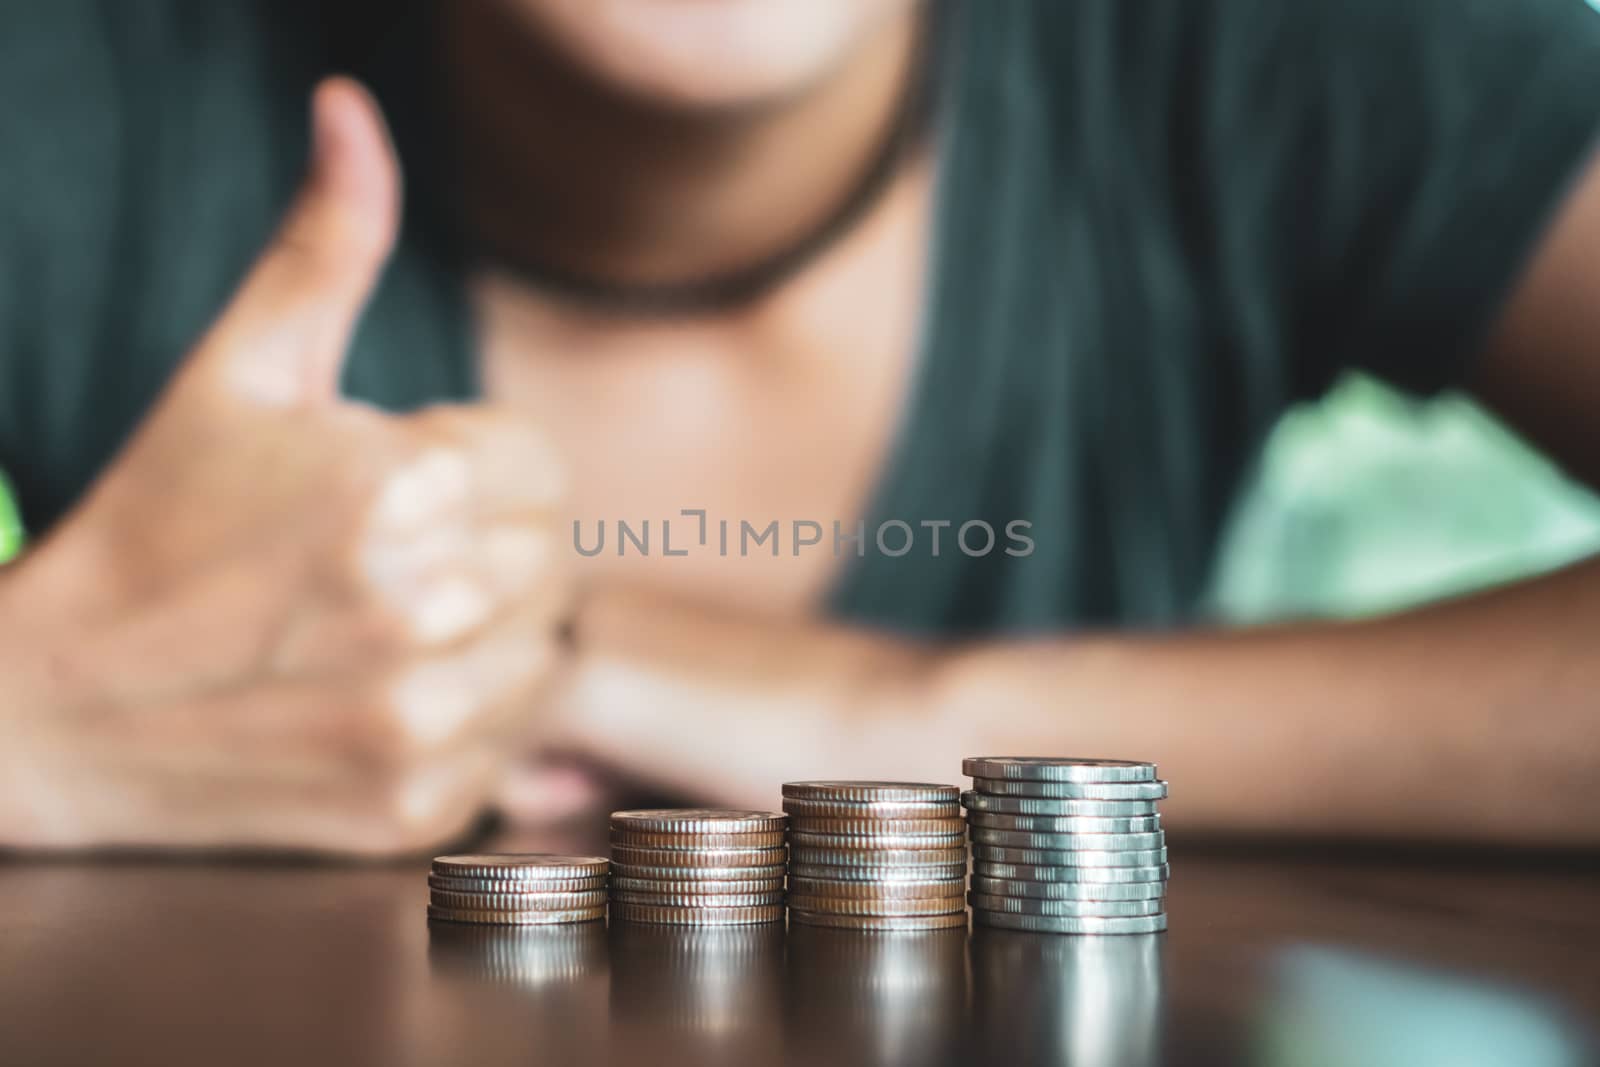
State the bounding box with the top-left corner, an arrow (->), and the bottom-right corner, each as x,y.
608,809 -> 788,926
963,758 -> 1169,935
782,781 -> 969,931
427,854 -> 610,925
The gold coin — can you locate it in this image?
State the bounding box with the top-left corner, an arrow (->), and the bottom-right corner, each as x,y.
431,854 -> 609,881
610,902 -> 784,926
782,781 -> 960,804
785,875 -> 963,900
787,816 -> 967,836
608,809 -> 787,834
427,874 -> 608,895
426,905 -> 606,925
785,893 -> 964,917
429,889 -> 608,911
788,910 -> 969,931
608,829 -> 787,850
609,845 -> 786,869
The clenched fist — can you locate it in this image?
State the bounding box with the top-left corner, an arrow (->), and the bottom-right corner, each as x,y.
0,80 -> 568,854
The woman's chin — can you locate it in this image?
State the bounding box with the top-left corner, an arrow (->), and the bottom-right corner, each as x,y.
504,0 -> 918,111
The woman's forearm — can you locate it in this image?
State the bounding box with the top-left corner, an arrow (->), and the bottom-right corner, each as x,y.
560,557 -> 1600,846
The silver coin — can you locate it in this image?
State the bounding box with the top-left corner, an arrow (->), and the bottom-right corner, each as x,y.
427,873 -> 609,895
788,910 -> 969,932
964,812 -> 1161,834
971,777 -> 1168,800
970,828 -> 1165,852
610,889 -> 785,908
973,861 -> 1169,884
610,901 -> 784,926
608,808 -> 787,834
609,845 -> 786,869
961,793 -> 1159,817
429,889 -> 609,911
970,876 -> 1166,901
782,781 -> 960,804
968,892 -> 1163,918
782,797 -> 960,820
788,830 -> 966,851
970,844 -> 1167,868
788,845 -> 967,868
610,863 -> 786,882
431,854 -> 609,881
972,910 -> 1168,935
785,875 -> 964,899
788,861 -> 967,883
962,758 -> 1157,783
610,875 -> 785,896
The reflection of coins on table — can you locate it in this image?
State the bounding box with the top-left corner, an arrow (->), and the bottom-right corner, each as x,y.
971,927 -> 1163,1066
786,923 -> 968,1065
962,759 -> 1170,935
428,920 -> 609,988
609,809 -> 788,925
427,853 -> 610,926
609,921 -> 785,1060
783,781 -> 968,931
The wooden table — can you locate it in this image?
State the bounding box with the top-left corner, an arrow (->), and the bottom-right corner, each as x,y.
4,841 -> 1595,1066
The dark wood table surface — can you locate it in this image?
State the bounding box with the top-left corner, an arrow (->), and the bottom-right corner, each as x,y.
4,836 -> 1596,1066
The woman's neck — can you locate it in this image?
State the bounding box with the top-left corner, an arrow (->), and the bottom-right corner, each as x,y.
442,0 -> 925,292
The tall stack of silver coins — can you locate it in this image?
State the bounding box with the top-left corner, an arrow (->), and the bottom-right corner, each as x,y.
427,854 -> 610,925
782,781 -> 969,930
962,759 -> 1169,934
608,809 -> 788,925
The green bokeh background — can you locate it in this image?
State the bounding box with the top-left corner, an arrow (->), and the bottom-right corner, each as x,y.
2,379 -> 1596,614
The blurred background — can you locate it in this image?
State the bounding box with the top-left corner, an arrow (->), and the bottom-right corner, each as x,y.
1209,375 -> 1600,622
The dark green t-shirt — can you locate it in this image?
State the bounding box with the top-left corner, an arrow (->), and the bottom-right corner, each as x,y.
3,0 -> 1599,635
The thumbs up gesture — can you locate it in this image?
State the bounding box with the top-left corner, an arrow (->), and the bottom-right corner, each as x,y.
0,81 -> 569,854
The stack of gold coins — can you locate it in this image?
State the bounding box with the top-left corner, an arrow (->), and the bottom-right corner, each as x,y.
962,758 -> 1169,935
427,854 -> 609,925
608,809 -> 788,926
782,781 -> 968,931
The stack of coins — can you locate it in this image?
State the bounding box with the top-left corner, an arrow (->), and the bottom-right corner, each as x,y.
609,809 -> 788,925
782,781 -> 968,931
427,854 -> 610,925
963,758 -> 1169,935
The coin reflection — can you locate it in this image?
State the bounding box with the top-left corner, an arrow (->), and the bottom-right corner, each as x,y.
785,925 -> 969,1067
427,919 -> 609,989
608,921 -> 786,1066
971,930 -> 1163,1067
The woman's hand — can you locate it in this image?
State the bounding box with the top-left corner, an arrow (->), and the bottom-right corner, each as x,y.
0,80 -> 568,855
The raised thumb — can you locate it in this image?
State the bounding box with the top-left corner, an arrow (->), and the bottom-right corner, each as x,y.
199,77 -> 401,407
